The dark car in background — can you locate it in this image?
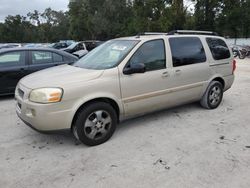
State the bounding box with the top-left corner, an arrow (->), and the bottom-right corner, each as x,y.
0,48 -> 78,95
49,40 -> 75,49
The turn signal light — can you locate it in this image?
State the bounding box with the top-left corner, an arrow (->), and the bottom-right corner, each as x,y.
232,59 -> 236,74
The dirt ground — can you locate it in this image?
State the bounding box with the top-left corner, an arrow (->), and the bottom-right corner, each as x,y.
0,58 -> 250,188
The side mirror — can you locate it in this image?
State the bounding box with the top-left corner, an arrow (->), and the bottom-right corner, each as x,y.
123,63 -> 146,75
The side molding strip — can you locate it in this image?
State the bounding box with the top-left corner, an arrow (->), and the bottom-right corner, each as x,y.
123,82 -> 204,103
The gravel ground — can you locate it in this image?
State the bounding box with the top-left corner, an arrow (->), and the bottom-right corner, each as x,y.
0,58 -> 250,188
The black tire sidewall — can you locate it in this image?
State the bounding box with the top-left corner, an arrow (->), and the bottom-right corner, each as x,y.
206,82 -> 223,109
239,52 -> 245,59
74,102 -> 117,146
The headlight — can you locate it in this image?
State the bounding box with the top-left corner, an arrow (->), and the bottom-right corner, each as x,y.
29,88 -> 63,104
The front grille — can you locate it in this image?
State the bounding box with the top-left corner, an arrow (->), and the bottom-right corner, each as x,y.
18,88 -> 24,99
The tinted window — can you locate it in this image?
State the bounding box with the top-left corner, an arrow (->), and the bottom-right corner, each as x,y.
169,37 -> 206,67
129,40 -> 166,71
206,38 -> 230,60
32,51 -> 53,64
77,43 -> 84,51
0,51 -> 25,66
53,53 -> 63,62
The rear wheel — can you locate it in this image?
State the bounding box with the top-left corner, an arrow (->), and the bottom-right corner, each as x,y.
200,81 -> 223,109
239,52 -> 246,59
73,102 -> 117,146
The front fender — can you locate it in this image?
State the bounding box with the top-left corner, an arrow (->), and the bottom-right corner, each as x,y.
68,92 -> 124,126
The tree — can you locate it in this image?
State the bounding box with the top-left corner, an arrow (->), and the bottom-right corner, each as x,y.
193,0 -> 221,31
171,0 -> 185,29
1,1 -> 250,43
68,0 -> 132,40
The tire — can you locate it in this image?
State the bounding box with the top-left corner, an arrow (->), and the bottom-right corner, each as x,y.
239,52 -> 246,59
72,102 -> 117,146
233,51 -> 238,58
200,81 -> 223,109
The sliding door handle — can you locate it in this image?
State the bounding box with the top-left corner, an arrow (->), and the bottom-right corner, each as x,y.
162,71 -> 169,78
175,70 -> 181,75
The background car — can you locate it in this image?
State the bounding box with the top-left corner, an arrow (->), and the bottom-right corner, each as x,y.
61,42 -> 88,54
49,40 -> 75,49
83,40 -> 104,51
0,43 -> 22,49
23,43 -> 46,48
231,44 -> 249,59
61,42 -> 89,58
0,47 -> 78,95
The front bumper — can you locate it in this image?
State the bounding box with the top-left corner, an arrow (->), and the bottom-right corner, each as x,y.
15,84 -> 73,131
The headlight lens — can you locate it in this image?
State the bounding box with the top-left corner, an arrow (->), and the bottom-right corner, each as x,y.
29,88 -> 63,104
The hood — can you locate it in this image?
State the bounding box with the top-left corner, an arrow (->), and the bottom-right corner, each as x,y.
20,64 -> 104,89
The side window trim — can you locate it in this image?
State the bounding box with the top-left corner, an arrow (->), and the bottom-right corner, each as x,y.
24,51 -> 29,66
124,39 -> 167,73
52,52 -> 64,63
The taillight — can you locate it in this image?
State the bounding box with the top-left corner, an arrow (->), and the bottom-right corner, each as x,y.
232,59 -> 236,74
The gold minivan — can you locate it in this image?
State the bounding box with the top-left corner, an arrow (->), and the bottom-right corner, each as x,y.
15,30 -> 236,146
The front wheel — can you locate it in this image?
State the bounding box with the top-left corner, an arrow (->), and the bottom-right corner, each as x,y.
73,102 -> 117,146
200,81 -> 223,109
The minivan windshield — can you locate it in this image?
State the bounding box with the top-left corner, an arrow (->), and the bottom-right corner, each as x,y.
74,40 -> 139,70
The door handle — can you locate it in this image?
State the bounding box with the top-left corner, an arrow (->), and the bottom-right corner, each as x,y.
162,71 -> 169,78
175,70 -> 181,75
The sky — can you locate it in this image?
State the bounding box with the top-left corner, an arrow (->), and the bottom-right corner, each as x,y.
0,0 -> 69,22
0,0 -> 194,22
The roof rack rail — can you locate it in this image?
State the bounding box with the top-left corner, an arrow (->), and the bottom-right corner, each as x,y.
136,32 -> 168,37
167,30 -> 218,36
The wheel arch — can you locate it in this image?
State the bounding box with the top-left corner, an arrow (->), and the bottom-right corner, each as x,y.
201,75 -> 225,98
71,97 -> 121,130
212,77 -> 225,89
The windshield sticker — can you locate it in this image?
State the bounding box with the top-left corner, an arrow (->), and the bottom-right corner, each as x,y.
112,46 -> 127,51
109,51 -> 121,60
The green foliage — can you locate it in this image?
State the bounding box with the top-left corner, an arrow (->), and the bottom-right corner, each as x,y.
0,9 -> 70,43
0,0 -> 249,42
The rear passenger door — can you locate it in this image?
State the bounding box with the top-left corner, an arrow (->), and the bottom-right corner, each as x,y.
0,51 -> 28,94
168,36 -> 210,101
28,50 -> 65,74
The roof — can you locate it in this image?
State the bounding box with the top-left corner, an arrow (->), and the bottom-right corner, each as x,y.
0,47 -> 78,59
115,30 -> 224,42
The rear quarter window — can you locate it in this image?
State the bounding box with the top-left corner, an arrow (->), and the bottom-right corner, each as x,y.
206,38 -> 231,60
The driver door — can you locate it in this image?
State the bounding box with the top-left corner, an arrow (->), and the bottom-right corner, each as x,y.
119,39 -> 173,116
